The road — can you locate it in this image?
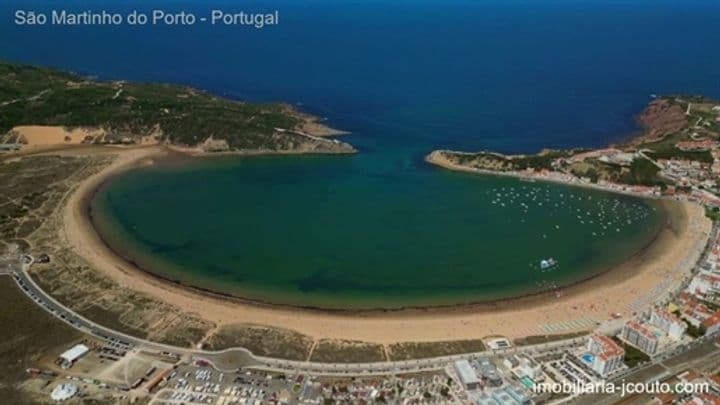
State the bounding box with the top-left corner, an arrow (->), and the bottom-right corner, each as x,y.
5,248 -> 718,380
2,254 -> 588,376
6,249 -> 720,405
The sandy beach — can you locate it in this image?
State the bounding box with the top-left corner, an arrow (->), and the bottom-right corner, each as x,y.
57,146 -> 712,344
5,125 -> 106,148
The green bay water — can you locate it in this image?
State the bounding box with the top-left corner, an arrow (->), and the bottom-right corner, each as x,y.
14,0 -> 716,309
91,153 -> 665,309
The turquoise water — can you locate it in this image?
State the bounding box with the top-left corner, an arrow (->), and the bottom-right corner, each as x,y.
3,0 -> 717,308
91,155 -> 665,309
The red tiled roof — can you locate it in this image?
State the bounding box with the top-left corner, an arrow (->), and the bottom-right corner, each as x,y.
625,320 -> 657,340
590,334 -> 625,359
653,307 -> 684,325
702,311 -> 720,329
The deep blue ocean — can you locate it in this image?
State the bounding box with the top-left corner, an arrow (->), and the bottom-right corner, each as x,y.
2,0 -> 719,156
3,0 -> 720,307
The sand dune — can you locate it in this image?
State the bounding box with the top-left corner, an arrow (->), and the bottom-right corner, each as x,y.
8,125 -> 104,147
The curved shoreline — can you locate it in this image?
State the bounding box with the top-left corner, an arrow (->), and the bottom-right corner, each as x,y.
425,149 -> 655,198
88,193 -> 669,314
58,146 -> 712,343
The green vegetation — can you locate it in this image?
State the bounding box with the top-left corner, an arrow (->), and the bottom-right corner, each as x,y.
581,167 -> 601,183
612,337 -> 651,368
0,62 -> 343,151
449,149 -> 581,172
309,339 -> 386,363
637,132 -> 688,153
509,150 -> 578,171
1,154 -> 215,349
0,155 -> 92,251
449,149 -> 667,188
569,157 -> 666,188
646,149 -> 714,164
677,95 -> 719,104
440,96 -> 720,194
619,158 -> 665,186
76,304 -> 149,339
513,331 -> 588,346
685,323 -> 706,339
388,340 -> 485,361
33,259 -> 215,347
621,344 -> 651,367
204,324 -> 313,361
706,206 -> 720,222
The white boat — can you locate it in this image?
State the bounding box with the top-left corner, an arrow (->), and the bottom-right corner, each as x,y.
539,258 -> 557,270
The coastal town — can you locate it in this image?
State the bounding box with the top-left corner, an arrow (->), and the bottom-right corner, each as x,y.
0,95 -> 719,405
2,54 -> 720,405
427,96 -> 720,211
5,0 -> 720,401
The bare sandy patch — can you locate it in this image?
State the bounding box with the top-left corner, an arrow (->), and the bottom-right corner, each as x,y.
9,125 -> 105,148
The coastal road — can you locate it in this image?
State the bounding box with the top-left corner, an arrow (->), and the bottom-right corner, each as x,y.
4,251 -> 718,382
1,254 -> 590,377
7,251 -> 720,405
2,256 -> 259,366
12,250 -> 718,403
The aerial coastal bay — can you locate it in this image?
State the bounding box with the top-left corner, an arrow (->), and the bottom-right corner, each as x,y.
0,60 -> 712,343
2,1 -> 720,402
89,152 -> 669,310
33,137 -> 714,344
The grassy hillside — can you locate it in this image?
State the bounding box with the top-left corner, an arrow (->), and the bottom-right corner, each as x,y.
431,95 -> 720,190
0,62 -> 351,152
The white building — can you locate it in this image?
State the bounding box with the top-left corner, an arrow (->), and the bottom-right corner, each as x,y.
58,344 -> 89,369
620,321 -> 658,355
471,392 -> 500,405
50,383 -> 78,401
598,151 -> 636,166
586,334 -> 625,377
680,300 -> 715,328
650,307 -> 687,340
687,273 -> 720,297
454,360 -> 481,390
703,311 -> 720,335
505,354 -> 543,381
491,390 -> 517,404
